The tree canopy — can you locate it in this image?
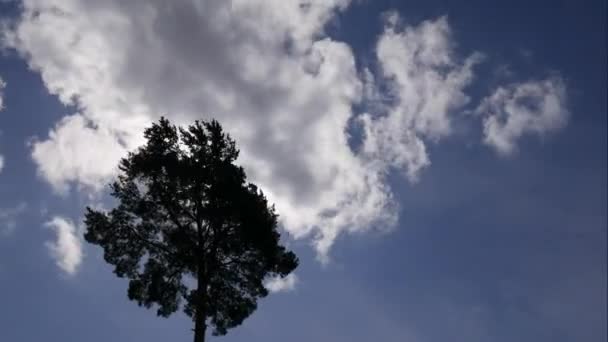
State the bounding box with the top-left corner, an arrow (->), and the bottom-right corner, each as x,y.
84,117 -> 298,342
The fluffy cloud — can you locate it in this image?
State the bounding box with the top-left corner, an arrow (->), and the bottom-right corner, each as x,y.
476,77 -> 568,155
265,273 -> 298,293
0,202 -> 26,236
3,2 -> 568,261
31,114 -> 132,194
45,216 -> 83,275
3,0 -> 392,261
360,15 -> 482,181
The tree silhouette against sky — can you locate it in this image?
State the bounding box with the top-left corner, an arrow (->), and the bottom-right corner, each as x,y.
84,118 -> 298,342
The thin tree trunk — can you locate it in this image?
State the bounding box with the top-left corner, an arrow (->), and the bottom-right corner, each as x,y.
194,218 -> 207,342
194,267 -> 207,342
194,307 -> 206,342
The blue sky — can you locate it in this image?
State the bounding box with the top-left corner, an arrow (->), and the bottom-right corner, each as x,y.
0,1 -> 605,341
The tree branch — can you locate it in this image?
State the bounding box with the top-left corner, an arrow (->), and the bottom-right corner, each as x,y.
124,223 -> 182,263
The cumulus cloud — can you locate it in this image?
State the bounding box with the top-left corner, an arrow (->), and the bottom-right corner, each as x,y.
360,15 -> 482,181
2,2 -> 568,261
0,202 -> 26,236
31,114 -> 131,194
3,0 -> 394,261
265,273 -> 298,293
476,77 -> 568,155
45,216 -> 83,275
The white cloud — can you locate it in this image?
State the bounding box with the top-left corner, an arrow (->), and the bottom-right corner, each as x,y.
31,114 -> 131,194
3,0 -> 395,261
45,216 -> 83,275
360,15 -> 482,181
2,2 -> 568,262
476,77 -> 568,155
265,273 -> 298,293
0,202 -> 26,236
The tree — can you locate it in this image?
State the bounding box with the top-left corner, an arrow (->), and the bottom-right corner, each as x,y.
84,117 -> 298,342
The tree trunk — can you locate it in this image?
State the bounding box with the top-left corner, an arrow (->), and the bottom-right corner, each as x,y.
194,197 -> 208,342
194,272 -> 207,342
194,308 -> 206,342
194,239 -> 207,342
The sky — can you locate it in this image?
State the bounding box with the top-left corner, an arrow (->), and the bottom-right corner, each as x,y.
0,0 -> 605,341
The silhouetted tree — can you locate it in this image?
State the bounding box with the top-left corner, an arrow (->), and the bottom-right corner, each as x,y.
84,118 -> 298,342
